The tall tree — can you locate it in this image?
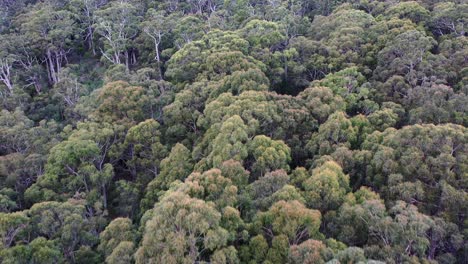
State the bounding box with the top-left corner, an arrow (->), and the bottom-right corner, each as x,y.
253,200 -> 322,249
141,9 -> 172,79
94,1 -> 139,67
207,115 -> 249,168
15,3 -> 77,85
70,0 -> 109,55
124,119 -> 167,184
140,143 -> 193,211
136,191 -> 232,263
303,161 -> 350,212
248,135 -> 291,176
98,217 -> 135,259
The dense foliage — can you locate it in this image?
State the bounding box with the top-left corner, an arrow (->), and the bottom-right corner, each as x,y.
0,0 -> 467,263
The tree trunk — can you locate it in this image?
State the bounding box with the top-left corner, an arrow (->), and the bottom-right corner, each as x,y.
154,41 -> 164,80
88,26 -> 96,55
0,59 -> 14,94
46,49 -> 60,84
124,50 -> 129,70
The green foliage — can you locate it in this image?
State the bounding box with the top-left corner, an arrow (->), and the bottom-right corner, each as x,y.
254,200 -> 322,243
1,0 -> 467,263
289,239 -> 332,264
385,2 -> 430,25
303,161 -> 350,211
99,217 -> 135,258
298,86 -> 346,123
244,170 -> 290,215
307,112 -> 358,156
124,119 -> 167,184
207,115 -> 249,168
174,168 -> 238,209
375,30 -> 437,86
363,124 -> 467,224
199,91 -> 280,134
239,20 -> 286,48
0,200 -> 102,262
248,135 -> 291,176
25,137 -> 114,211
93,81 -> 149,126
105,241 -> 134,264
219,159 -> 250,189
140,143 -> 193,212
136,191 -> 231,263
94,1 -> 139,66
309,7 -> 376,72
1,237 -> 63,264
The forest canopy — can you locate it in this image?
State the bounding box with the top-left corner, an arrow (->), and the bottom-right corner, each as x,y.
0,0 -> 467,263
